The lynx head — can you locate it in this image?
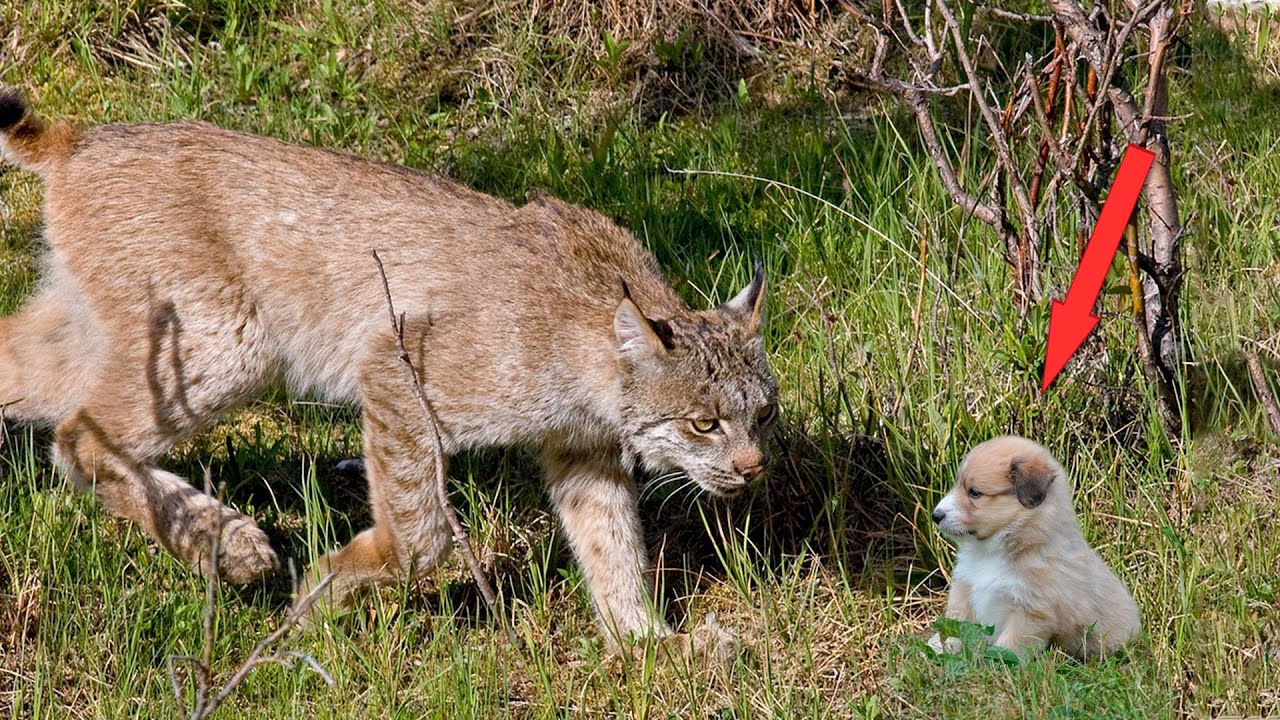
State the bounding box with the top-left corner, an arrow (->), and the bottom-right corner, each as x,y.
614,264 -> 778,497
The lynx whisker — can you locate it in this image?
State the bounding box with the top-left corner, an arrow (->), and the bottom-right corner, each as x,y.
659,477 -> 703,517
640,471 -> 688,502
679,481 -> 708,514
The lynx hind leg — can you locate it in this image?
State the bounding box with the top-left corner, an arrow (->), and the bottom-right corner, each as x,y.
0,291 -> 99,424
54,402 -> 278,584
543,446 -> 670,647
51,296 -> 281,583
299,355 -> 452,613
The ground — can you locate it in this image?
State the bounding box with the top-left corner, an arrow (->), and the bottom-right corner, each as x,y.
1,2 -> 1278,718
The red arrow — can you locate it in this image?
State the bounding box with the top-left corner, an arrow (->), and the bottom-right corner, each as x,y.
1042,144 -> 1156,394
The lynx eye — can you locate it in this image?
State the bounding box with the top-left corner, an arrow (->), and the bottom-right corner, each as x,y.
967,488 -> 982,499
690,418 -> 720,434
756,404 -> 777,425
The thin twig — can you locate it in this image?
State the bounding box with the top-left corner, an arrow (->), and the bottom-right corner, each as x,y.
1026,48 -> 1061,211
369,249 -> 501,613
195,477 -> 223,715
199,574 -> 336,716
934,0 -> 1040,269
978,6 -> 1055,23
1244,348 -> 1280,439
666,166 -> 989,326
1022,61 -> 1093,203
1124,222 -> 1161,392
169,473 -> 335,719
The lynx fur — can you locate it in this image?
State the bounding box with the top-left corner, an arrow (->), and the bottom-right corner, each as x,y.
0,90 -> 777,647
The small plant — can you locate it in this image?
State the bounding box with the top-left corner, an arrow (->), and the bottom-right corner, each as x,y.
598,31 -> 631,77
927,618 -> 1019,666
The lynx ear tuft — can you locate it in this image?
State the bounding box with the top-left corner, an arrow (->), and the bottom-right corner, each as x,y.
615,287 -> 665,359
720,260 -> 766,335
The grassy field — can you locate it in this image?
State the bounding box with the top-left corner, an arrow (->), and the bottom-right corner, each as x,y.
1,2 -> 1278,718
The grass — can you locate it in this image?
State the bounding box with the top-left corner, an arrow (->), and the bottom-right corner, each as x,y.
1,2 -> 1278,718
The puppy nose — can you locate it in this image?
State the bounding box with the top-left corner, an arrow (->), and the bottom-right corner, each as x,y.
735,463 -> 765,483
932,509 -> 945,523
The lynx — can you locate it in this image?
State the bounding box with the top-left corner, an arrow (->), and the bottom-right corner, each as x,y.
0,90 -> 777,647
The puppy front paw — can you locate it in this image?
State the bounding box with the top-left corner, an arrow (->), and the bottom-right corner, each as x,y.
927,632 -> 964,655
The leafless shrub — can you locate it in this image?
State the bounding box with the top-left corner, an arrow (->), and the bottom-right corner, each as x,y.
846,0 -> 1189,428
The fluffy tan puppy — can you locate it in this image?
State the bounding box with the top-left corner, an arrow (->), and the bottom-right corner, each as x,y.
931,435 -> 1139,659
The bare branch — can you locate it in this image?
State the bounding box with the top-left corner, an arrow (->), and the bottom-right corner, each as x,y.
168,473 -> 336,719
1245,348 -> 1280,439
1124,223 -> 1162,393
913,0 -> 1042,301
902,90 -> 1003,230
1023,64 -> 1073,185
844,0 -> 1018,263
892,0 -> 926,48
369,249 -> 501,613
977,6 -> 1055,23
933,0 -> 1038,229
1055,0 -> 1164,169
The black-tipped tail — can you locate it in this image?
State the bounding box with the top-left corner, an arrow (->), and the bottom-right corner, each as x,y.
0,90 -> 73,170
0,91 -> 24,131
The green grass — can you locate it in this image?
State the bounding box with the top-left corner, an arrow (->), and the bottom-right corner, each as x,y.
2,2 -> 1279,718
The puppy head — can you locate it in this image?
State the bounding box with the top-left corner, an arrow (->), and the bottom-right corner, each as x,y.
932,435 -> 1065,543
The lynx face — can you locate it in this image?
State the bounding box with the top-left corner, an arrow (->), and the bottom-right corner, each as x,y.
614,269 -> 778,497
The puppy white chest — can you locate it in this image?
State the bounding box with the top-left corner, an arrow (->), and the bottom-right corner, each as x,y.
954,544 -> 1023,630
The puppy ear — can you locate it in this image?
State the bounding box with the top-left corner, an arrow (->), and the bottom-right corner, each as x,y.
1011,454 -> 1056,508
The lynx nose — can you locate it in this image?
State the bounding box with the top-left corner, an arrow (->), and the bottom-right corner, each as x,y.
735,463 -> 765,483
932,509 -> 946,523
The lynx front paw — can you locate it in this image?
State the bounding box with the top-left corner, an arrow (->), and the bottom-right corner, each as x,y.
202,516 -> 279,584
662,613 -> 740,668
290,565 -> 361,623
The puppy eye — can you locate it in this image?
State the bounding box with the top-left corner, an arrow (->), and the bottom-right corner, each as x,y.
967,488 -> 982,499
756,404 -> 777,425
690,418 -> 720,434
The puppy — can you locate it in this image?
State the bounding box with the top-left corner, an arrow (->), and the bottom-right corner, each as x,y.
930,435 -> 1139,659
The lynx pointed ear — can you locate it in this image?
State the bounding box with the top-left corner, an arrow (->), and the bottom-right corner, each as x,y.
614,284 -> 665,359
1011,454 -> 1056,509
721,260 -> 766,334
